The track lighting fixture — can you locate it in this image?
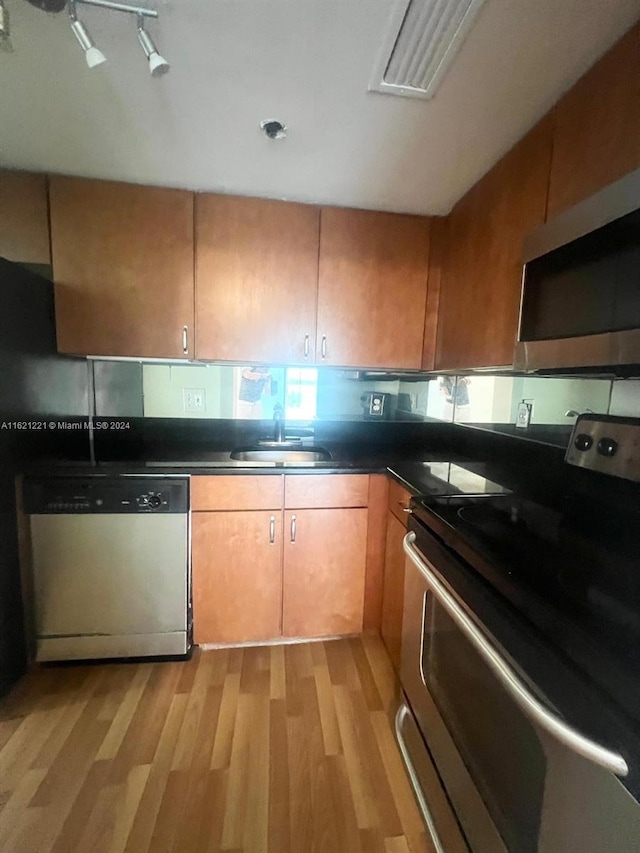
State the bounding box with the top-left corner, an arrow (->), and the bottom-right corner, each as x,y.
69,0 -> 106,68
0,0 -> 14,53
136,14 -> 169,77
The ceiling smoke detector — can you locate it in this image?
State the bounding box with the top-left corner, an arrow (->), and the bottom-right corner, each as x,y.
260,120 -> 287,140
369,0 -> 487,100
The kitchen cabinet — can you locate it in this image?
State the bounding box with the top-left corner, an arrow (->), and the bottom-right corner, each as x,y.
0,170 -> 50,265
192,475 -> 283,645
195,194 -> 320,363
50,176 -> 194,359
422,215 -> 446,370
282,508 -> 367,637
191,473 -> 373,645
547,23 -> 640,218
436,114 -> 554,370
381,479 -> 413,672
317,207 -> 431,369
192,510 -> 283,645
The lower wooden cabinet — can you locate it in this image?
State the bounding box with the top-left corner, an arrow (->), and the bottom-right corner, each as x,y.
282,508 -> 368,638
191,474 -> 373,645
381,479 -> 413,672
381,512 -> 408,672
192,510 -> 282,645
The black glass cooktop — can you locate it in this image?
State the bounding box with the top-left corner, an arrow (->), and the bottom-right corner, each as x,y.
413,461 -> 512,496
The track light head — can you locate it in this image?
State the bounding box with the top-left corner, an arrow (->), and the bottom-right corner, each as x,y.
69,2 -> 106,68
137,15 -> 169,77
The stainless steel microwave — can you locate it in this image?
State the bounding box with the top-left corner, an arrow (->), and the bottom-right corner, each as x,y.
515,168 -> 640,373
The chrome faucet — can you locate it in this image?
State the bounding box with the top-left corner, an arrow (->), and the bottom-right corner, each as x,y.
273,403 -> 285,443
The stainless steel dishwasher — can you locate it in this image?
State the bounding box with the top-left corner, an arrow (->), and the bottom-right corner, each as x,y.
23,476 -> 190,662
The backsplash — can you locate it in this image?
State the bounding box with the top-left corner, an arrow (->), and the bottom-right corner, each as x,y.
92,360 -> 442,424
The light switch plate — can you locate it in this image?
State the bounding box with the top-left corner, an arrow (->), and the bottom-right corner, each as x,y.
184,388 -> 206,412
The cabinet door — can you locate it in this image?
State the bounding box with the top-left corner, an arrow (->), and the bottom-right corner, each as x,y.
50,177 -> 194,358
192,511 -> 282,645
381,512 -> 407,673
195,194 -> 319,363
0,171 -> 50,265
547,23 -> 640,218
436,114 -> 553,370
282,508 -> 367,638
317,208 -> 430,369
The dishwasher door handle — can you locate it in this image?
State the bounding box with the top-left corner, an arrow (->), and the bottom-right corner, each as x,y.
403,532 -> 629,779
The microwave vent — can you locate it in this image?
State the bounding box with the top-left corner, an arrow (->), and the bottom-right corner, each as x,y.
369,0 -> 487,99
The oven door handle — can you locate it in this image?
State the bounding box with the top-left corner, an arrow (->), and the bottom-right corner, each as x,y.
403,532 -> 629,778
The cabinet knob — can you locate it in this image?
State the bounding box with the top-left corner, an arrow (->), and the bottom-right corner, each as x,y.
290,514 -> 297,543
182,325 -> 189,355
303,334 -> 310,359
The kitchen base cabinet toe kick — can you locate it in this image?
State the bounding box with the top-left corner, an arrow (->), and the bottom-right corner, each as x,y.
191,474 -> 379,647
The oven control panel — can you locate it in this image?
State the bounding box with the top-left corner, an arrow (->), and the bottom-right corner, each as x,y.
566,415 -> 640,482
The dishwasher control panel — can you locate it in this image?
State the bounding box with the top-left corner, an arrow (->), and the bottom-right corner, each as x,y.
23,477 -> 189,514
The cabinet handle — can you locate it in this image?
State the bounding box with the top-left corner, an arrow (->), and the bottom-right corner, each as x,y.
182,325 -> 189,355
398,501 -> 412,514
303,333 -> 310,359
269,515 -> 275,545
321,335 -> 327,360
290,514 -> 296,543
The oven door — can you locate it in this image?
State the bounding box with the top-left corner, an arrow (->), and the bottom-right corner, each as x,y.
399,525 -> 636,853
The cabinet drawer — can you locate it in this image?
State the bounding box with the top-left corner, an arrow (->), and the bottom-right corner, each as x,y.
388,478 -> 413,527
191,475 -> 283,511
284,474 -> 369,509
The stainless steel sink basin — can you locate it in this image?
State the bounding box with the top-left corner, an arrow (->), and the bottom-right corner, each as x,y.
230,446 -> 332,463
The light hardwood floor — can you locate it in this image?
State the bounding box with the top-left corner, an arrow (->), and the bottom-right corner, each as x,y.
0,635 -> 434,853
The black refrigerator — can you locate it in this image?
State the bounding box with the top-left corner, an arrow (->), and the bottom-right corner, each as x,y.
0,258 -> 90,695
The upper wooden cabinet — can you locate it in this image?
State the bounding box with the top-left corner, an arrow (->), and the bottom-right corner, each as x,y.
317,208 -> 431,369
50,176 -> 194,359
0,171 -> 50,265
547,23 -> 640,218
422,216 -> 446,370
436,115 -> 554,370
195,194 -> 319,363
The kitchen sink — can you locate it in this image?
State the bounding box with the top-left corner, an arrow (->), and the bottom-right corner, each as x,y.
229,446 -> 332,463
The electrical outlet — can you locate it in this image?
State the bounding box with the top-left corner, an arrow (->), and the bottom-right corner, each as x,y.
516,400 -> 532,429
183,388 -> 206,412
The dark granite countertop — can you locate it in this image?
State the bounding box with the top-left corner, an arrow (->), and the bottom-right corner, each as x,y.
23,444 -> 465,493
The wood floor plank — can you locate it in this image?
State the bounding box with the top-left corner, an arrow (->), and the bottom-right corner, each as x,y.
312,643 -> 342,757
171,684 -> 225,853
122,692 -> 189,853
96,665 -> 152,760
268,698 -> 291,853
349,636 -> 384,712
49,758 -> 112,853
220,692 -> 253,849
269,644 -> 286,701
0,768 -> 47,851
0,635 -> 434,853
209,671 -> 241,770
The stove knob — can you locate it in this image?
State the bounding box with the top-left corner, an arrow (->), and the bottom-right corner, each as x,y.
574,433 -> 593,452
597,437 -> 618,458
147,494 -> 162,509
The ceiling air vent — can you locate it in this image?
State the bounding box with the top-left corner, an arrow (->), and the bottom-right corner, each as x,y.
369,0 -> 487,99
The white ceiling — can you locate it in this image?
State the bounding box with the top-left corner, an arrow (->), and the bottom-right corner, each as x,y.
1,0 -> 639,215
